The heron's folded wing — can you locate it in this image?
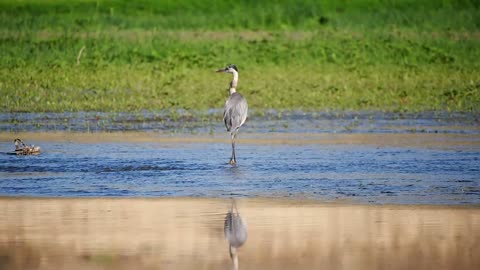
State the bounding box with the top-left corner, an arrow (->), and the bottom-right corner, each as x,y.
223,94 -> 248,132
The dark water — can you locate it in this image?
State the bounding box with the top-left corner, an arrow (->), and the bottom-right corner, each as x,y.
1,138 -> 479,204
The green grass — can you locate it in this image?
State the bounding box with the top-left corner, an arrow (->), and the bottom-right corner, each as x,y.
0,0 -> 479,112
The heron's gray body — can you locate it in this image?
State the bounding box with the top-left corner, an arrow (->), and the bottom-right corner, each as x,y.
224,92 -> 248,134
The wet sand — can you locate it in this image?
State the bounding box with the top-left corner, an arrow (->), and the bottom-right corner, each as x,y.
0,197 -> 478,270
1,131 -> 479,150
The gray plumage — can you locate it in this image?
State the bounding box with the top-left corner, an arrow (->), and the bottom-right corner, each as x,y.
224,200 -> 247,269
224,92 -> 248,133
224,206 -> 248,248
217,64 -> 248,165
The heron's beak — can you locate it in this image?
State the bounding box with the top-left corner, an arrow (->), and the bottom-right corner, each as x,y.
216,68 -> 226,73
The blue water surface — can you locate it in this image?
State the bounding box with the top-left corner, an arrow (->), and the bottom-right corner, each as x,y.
1,139 -> 479,204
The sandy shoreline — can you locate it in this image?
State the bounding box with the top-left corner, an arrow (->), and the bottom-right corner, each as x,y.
1,131 -> 480,149
1,197 -> 479,270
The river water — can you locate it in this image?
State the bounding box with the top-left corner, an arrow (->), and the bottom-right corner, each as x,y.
0,111 -> 479,204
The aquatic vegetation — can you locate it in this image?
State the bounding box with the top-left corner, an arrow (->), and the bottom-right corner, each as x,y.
0,0 -> 479,112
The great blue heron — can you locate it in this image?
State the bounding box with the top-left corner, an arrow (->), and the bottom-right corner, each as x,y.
224,200 -> 248,270
216,64 -> 248,165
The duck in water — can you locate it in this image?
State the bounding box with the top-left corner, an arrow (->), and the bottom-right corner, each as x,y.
13,138 -> 41,155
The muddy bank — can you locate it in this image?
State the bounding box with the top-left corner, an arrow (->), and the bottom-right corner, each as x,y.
1,131 -> 480,149
1,111 -> 479,134
0,197 -> 478,270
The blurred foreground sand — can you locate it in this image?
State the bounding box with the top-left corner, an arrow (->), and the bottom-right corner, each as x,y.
0,197 -> 479,270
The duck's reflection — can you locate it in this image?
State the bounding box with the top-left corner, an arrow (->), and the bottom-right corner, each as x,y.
224,200 -> 248,270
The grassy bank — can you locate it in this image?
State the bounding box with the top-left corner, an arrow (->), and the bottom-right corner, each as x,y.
0,0 -> 479,112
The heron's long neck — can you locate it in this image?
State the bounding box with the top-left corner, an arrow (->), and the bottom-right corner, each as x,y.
229,71 -> 238,95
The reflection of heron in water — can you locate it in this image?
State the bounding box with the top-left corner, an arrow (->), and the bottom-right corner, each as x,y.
224,200 -> 248,270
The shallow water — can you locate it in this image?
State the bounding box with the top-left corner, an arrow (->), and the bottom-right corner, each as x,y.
0,198 -> 479,270
1,132 -> 479,204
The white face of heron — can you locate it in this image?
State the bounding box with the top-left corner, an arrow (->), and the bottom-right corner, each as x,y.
227,65 -> 238,73
217,64 -> 238,74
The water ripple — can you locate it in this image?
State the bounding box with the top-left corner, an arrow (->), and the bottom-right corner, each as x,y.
1,139 -> 478,204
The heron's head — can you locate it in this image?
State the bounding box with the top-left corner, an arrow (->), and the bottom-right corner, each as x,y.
216,64 -> 238,74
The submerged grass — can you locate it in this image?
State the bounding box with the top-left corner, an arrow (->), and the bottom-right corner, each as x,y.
0,0 -> 479,112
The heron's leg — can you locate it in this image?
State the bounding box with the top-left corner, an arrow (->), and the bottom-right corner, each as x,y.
230,132 -> 237,165
232,199 -> 238,213
230,199 -> 235,212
